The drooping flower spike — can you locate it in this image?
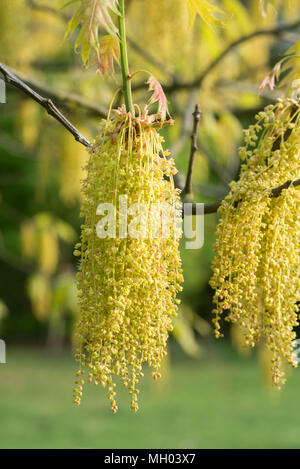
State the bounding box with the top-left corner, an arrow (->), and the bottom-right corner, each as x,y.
210,98 -> 300,387
73,106 -> 183,412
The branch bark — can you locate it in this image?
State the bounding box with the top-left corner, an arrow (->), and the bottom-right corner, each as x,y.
0,62 -> 91,147
14,70 -> 107,118
184,104 -> 202,195
199,178 -> 300,215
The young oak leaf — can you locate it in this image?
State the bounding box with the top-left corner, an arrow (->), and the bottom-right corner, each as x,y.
97,35 -> 120,75
259,41 -> 300,95
186,0 -> 225,28
65,0 -> 120,67
259,61 -> 281,94
147,75 -> 169,121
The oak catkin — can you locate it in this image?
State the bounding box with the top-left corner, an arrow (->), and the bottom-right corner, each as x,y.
210,99 -> 300,387
73,107 -> 183,412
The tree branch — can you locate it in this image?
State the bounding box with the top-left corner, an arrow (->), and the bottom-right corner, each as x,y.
14,69 -> 107,118
271,178 -> 300,197
169,91 -> 198,157
198,178 -> 300,215
183,104 -> 201,195
1,64 -> 299,218
0,62 -> 91,147
139,19 -> 300,94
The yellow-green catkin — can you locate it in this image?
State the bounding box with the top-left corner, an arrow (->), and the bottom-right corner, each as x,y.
73,106 -> 183,412
210,98 -> 300,387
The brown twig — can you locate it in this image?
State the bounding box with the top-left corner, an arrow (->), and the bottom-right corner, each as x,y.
14,69 -> 107,118
271,178 -> 300,197
0,62 -> 91,147
184,104 -> 202,195
196,178 -> 300,215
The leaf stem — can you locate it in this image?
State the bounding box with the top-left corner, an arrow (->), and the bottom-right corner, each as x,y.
118,0 -> 133,114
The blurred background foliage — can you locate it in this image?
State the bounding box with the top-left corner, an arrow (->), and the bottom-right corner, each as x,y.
1,0 -> 300,448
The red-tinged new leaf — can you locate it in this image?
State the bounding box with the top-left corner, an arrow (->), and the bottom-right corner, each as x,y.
259,61 -> 281,94
97,35 -> 120,75
65,0 -> 119,67
147,75 -> 169,121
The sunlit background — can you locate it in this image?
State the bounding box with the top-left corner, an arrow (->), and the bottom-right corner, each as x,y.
1,0 -> 300,449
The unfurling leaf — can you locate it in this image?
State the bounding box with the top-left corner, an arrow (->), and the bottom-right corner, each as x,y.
186,0 -> 225,28
259,61 -> 281,94
147,75 -> 169,121
260,42 -> 300,95
65,0 -> 120,67
97,35 -> 120,75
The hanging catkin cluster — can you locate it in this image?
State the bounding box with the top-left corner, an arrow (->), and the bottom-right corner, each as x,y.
73,106 -> 183,412
210,98 -> 300,387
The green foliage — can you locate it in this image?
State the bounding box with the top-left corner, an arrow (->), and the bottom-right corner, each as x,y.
65,0 -> 120,66
187,0 -> 225,27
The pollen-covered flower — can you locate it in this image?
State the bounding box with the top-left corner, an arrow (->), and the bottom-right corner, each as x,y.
210,98 -> 300,387
73,106 -> 183,412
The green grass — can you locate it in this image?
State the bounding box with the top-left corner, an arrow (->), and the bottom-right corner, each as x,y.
1,344 -> 300,449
